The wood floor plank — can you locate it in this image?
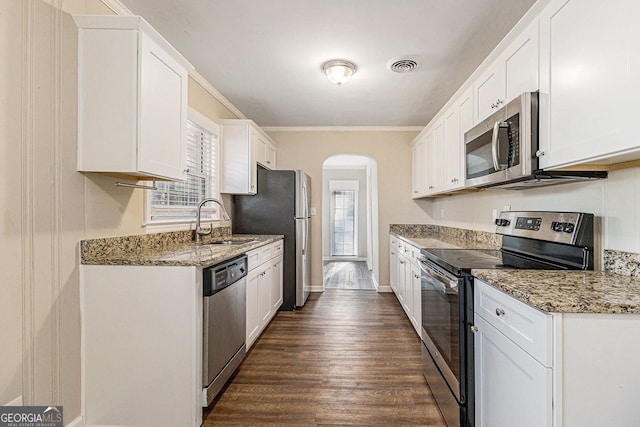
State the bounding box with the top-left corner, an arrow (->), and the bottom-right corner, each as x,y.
203,290 -> 446,426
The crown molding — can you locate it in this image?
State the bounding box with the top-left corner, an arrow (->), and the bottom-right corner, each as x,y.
262,126 -> 423,133
188,70 -> 246,119
100,0 -> 134,15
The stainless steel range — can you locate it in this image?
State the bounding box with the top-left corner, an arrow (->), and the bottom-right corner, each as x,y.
418,211 -> 595,427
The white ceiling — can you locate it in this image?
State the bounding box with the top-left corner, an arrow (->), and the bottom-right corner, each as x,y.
119,0 -> 536,127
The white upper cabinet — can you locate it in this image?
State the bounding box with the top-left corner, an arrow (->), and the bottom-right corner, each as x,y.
74,16 -> 192,181
474,19 -> 539,124
538,0 -> 640,169
220,119 -> 277,194
411,134 -> 426,198
443,87 -> 473,192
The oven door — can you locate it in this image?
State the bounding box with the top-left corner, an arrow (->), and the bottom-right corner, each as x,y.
419,257 -> 464,400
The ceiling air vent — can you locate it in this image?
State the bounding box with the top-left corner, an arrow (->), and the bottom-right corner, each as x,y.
387,56 -> 422,73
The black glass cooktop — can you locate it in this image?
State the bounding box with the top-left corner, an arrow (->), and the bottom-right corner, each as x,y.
420,248 -> 505,276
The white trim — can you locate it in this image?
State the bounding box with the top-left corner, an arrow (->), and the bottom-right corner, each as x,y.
189,71 -> 246,119
66,416 -> 85,427
262,126 -> 423,133
100,0 -> 135,16
377,285 -> 393,293
4,396 -> 23,406
371,274 -> 379,291
310,285 -> 324,293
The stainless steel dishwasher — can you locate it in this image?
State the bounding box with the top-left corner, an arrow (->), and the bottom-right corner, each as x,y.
202,255 -> 247,406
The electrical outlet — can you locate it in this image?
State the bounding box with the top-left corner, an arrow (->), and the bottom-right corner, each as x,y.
310,207 -> 316,216
503,205 -> 511,212
492,209 -> 498,220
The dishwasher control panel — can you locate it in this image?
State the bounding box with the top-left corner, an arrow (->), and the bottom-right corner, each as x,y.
203,255 -> 248,296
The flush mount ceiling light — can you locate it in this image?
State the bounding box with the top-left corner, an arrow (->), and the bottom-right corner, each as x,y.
322,60 -> 357,86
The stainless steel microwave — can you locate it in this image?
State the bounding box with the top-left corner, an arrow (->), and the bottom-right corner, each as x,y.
464,92 -> 607,189
464,92 -> 538,188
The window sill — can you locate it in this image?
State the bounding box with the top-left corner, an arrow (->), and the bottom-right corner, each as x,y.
142,219 -> 228,234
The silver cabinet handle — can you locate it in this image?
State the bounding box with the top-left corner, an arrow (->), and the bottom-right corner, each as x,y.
535,150 -> 545,157
399,260 -> 405,265
470,325 -> 479,333
495,308 -> 505,316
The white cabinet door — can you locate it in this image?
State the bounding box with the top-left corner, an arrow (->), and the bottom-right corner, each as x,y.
402,254 -> 414,320
389,237 -> 398,293
270,255 -> 283,313
425,122 -> 444,195
474,19 -> 539,124
246,269 -> 260,348
411,263 -> 422,335
137,33 -> 188,180
254,132 -> 267,167
257,264 -> 272,326
443,104 -> 462,191
265,141 -> 277,169
75,16 -> 190,181
538,0 -> 640,168
475,63 -> 506,123
411,136 -> 426,198
396,255 -> 407,304
220,120 -> 257,194
504,20 -> 539,104
474,314 -> 552,427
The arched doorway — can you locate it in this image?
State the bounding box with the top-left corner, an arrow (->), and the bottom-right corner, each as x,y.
321,154 -> 379,290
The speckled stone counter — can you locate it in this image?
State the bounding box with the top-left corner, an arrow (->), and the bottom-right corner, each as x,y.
81,230 -> 283,268
472,269 -> 640,314
390,223 -> 501,250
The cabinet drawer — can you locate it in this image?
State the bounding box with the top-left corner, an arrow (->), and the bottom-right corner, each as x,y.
272,240 -> 283,257
247,244 -> 271,270
474,279 -> 552,367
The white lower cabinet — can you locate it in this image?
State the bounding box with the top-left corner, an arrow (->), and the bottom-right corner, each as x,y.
389,235 -> 422,337
81,265 -> 202,427
246,239 -> 283,349
474,278 -> 640,427
474,314 -> 552,427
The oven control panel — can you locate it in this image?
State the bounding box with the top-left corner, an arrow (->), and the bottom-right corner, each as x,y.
495,211 -> 589,245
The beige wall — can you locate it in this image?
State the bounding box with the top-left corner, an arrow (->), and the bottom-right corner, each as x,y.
268,131 -> 426,288
0,0 -> 240,419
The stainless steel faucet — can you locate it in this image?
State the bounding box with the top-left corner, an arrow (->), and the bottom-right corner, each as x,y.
195,197 -> 231,242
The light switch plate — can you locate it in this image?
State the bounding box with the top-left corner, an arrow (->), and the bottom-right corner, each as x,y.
310,207 -> 316,216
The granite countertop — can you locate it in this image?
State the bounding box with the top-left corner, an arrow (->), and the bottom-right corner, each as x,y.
472,269 -> 640,315
81,234 -> 283,268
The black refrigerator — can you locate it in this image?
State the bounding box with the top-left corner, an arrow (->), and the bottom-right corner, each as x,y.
233,167 -> 311,311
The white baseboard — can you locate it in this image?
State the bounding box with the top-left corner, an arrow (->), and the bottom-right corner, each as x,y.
66,416 -> 84,427
4,396 -> 22,406
372,274 -> 379,290
377,285 -> 393,293
310,285 -> 324,292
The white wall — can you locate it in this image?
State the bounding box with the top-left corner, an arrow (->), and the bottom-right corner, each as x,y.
322,168 -> 368,259
418,166 -> 640,260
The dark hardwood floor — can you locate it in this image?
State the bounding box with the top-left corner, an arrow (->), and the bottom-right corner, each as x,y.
323,261 -> 376,290
203,290 -> 446,426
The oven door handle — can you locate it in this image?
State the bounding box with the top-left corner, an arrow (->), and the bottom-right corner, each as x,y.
418,257 -> 458,294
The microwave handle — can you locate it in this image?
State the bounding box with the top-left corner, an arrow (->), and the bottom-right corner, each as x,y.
491,120 -> 502,171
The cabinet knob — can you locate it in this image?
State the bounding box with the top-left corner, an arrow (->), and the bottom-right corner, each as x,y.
266,161 -> 271,164
491,103 -> 496,109
495,308 -> 505,316
184,168 -> 190,173
414,274 -> 420,279
535,150 -> 545,157
470,325 -> 479,333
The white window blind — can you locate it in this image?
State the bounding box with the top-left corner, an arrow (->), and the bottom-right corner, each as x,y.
147,112 -> 219,223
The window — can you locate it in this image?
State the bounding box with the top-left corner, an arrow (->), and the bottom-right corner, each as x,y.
329,180 -> 359,257
145,108 -> 220,227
